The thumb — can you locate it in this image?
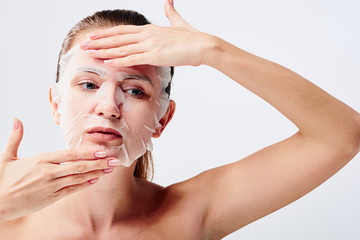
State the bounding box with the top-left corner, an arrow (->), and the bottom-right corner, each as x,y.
164,0 -> 194,29
2,118 -> 23,160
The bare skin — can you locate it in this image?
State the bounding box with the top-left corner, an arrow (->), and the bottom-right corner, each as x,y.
1,0 -> 360,239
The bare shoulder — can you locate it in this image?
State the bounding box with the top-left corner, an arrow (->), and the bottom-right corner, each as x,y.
135,177 -> 165,192
0,217 -> 27,240
135,177 -> 210,239
137,174 -> 209,207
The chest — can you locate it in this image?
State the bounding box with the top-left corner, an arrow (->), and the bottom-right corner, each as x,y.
21,209 -> 205,240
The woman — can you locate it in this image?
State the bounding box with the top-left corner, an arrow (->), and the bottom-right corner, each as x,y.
1,0 -> 360,239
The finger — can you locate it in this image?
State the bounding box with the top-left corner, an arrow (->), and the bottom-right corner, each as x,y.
51,157 -> 120,178
104,52 -> 153,67
53,169 -> 112,193
53,175 -> 105,200
42,147 -> 107,164
87,25 -> 145,40
165,0 -> 194,29
2,118 -> 23,160
87,42 -> 146,59
81,33 -> 143,50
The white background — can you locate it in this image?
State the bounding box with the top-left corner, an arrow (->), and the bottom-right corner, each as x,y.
1,0 -> 359,239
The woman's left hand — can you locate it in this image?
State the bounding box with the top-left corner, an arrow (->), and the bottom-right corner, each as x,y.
80,0 -> 216,67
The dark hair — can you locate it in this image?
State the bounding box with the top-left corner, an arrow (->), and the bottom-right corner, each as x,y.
56,9 -> 174,181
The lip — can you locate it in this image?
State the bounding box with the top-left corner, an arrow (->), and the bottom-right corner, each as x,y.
86,127 -> 122,142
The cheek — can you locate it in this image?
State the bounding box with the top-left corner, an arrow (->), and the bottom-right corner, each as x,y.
61,92 -> 87,116
58,90 -> 94,135
124,100 -> 159,134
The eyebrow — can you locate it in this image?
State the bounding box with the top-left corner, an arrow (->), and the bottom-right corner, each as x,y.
73,67 -> 153,86
120,73 -> 153,86
75,67 -> 107,77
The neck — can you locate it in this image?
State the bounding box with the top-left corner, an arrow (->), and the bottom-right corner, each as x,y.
50,165 -> 144,231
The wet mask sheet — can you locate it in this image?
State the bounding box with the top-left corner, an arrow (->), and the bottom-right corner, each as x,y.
52,46 -> 171,167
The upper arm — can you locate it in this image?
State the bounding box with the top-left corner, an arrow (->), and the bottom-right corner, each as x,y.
188,131 -> 358,239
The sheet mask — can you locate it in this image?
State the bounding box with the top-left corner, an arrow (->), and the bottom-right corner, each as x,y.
51,45 -> 171,167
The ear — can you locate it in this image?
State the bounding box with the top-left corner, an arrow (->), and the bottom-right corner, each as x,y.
152,100 -> 176,138
49,87 -> 61,125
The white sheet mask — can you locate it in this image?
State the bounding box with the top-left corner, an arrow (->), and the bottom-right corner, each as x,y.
52,45 -> 171,167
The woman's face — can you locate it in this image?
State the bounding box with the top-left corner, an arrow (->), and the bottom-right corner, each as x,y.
51,35 -> 171,167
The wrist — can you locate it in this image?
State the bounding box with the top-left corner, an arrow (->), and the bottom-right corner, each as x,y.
200,34 -> 224,67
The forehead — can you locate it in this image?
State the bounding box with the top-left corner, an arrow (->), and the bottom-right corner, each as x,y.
62,47 -> 159,82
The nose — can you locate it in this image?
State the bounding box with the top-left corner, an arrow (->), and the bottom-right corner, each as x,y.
94,83 -> 122,120
96,102 -> 121,119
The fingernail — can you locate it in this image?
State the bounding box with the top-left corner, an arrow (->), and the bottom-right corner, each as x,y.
108,159 -> 121,167
169,0 -> 174,6
94,151 -> 106,158
13,118 -> 20,131
87,32 -> 99,39
89,178 -> 99,184
104,168 -> 114,173
104,59 -> 114,65
87,50 -> 98,55
80,40 -> 90,48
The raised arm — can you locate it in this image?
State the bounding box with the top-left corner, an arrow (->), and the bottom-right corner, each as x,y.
80,0 -> 360,238
195,36 -> 360,238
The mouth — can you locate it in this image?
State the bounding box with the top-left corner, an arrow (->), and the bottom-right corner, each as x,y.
86,127 -> 122,142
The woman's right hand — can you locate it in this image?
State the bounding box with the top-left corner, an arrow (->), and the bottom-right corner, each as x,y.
0,118 -> 118,223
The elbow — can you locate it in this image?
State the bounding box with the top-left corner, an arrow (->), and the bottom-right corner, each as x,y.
353,115 -> 360,154
341,114 -> 360,158
325,113 -> 360,160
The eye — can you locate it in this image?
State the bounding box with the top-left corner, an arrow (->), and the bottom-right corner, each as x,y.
126,88 -> 144,97
79,81 -> 99,91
